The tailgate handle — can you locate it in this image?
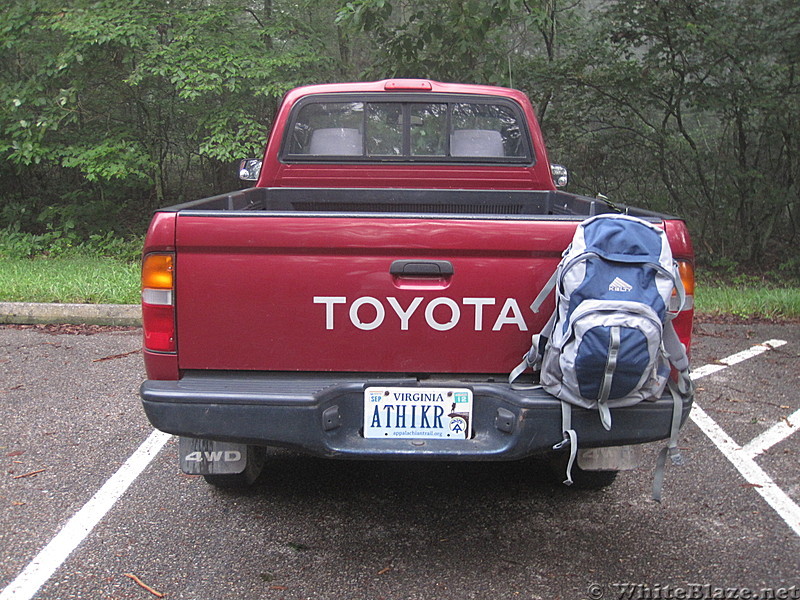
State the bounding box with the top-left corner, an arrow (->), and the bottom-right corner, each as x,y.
390,260 -> 454,278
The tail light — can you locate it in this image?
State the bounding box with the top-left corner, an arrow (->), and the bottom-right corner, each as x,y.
676,260 -> 695,310
671,259 -> 695,354
142,253 -> 176,353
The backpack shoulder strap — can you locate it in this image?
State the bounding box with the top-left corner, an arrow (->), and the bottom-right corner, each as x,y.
663,319 -> 690,372
508,338 -> 541,389
529,249 -> 600,314
664,261 -> 687,319
530,267 -> 559,313
508,310 -> 556,387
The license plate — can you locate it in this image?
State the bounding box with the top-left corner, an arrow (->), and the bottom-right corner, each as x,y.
363,387 -> 473,440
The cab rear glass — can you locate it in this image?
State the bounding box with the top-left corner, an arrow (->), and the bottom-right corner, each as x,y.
282,95 -> 534,164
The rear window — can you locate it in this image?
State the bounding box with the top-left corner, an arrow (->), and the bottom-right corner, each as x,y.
283,96 -> 532,163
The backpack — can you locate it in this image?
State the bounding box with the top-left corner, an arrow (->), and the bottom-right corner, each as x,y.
509,213 -> 693,500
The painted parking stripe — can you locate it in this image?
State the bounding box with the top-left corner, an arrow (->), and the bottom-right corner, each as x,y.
742,406 -> 800,458
689,339 -> 800,539
690,339 -> 787,379
0,430 -> 172,600
714,338 -> 787,364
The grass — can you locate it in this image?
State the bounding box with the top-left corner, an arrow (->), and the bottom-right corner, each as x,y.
0,257 -> 140,305
695,285 -> 800,321
1,257 -> 799,321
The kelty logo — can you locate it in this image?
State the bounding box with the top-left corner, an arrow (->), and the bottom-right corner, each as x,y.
608,277 -> 633,292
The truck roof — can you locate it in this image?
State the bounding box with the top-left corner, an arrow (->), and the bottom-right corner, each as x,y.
280,79 -> 532,107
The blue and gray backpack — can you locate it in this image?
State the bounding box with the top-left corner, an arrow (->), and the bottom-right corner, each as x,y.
510,214 -> 693,498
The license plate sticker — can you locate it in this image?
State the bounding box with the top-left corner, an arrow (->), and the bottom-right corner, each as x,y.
363,387 -> 473,440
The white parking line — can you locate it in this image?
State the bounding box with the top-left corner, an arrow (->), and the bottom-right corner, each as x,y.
742,407 -> 800,458
0,430 -> 172,600
689,339 -> 800,539
690,338 -> 787,379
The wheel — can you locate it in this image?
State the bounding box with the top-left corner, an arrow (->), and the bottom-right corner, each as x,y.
547,453 -> 618,490
202,445 -> 266,488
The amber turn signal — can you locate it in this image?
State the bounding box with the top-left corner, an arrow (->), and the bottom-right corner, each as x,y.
142,253 -> 174,291
677,260 -> 695,296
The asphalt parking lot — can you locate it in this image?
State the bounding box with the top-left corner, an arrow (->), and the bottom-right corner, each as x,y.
1,321 -> 798,600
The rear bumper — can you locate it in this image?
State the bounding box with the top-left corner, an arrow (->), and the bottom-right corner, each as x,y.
140,371 -> 692,460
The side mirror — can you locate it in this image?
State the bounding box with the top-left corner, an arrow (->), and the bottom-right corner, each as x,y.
239,159 -> 262,182
550,164 -> 569,188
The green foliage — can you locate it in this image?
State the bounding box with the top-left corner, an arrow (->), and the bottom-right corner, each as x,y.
541,0 -> 800,264
337,0 -> 560,84
0,225 -> 143,262
59,140 -> 152,182
778,257 -> 800,280
0,0 -> 797,275
0,0 -> 337,215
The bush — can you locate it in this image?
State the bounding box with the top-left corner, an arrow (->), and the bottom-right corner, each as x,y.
0,226 -> 143,262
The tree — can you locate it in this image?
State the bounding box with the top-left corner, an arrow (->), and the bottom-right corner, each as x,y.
0,0 -> 336,235
336,0 -> 520,82
550,0 -> 800,264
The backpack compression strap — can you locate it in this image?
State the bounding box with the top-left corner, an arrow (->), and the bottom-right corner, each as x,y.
651,321 -> 693,501
596,326 -> 620,431
552,401 -> 578,486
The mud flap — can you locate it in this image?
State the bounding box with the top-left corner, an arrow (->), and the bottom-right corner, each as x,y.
576,444 -> 641,471
179,437 -> 249,475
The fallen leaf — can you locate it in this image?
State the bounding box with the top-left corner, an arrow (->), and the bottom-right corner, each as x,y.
287,542 -> 310,552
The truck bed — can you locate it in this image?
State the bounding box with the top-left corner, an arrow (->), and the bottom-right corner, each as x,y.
162,187 -> 670,220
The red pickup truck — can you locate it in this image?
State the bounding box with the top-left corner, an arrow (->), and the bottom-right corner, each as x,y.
139,79 -> 694,488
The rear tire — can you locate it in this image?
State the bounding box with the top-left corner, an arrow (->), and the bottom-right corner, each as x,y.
202,445 -> 266,488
